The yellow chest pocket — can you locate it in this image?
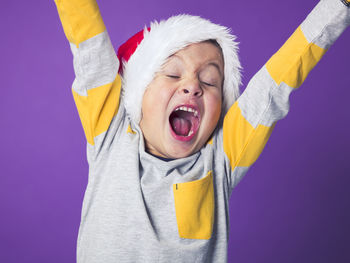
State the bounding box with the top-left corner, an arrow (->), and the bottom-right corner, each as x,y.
173,171 -> 215,240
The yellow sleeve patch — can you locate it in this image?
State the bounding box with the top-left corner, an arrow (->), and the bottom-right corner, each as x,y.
72,75 -> 122,145
55,0 -> 106,47
223,103 -> 274,169
236,123 -> 275,167
127,124 -> 136,134
266,26 -> 326,88
173,171 -> 214,240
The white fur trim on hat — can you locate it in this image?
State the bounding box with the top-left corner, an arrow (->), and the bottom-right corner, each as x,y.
121,14 -> 242,123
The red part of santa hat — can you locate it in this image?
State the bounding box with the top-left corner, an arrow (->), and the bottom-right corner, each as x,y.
117,28 -> 149,74
117,15 -> 242,124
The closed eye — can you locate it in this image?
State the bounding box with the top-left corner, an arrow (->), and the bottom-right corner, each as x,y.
167,75 -> 180,79
201,81 -> 215,87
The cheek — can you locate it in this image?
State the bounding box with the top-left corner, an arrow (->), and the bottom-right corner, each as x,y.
141,91 -> 160,127
157,83 -> 175,103
206,92 -> 222,119
141,83 -> 173,121
151,82 -> 175,108
141,90 -> 154,118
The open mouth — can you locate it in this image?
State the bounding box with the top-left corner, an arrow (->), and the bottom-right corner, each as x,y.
169,105 -> 200,141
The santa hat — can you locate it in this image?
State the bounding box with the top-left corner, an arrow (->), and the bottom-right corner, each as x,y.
117,14 -> 242,124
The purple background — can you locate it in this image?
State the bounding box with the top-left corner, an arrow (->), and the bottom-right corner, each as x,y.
1,0 -> 349,262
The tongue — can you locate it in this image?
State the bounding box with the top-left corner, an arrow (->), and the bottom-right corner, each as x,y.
172,117 -> 191,136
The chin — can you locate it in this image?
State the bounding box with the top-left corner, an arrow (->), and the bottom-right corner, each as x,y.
170,150 -> 193,159
165,142 -> 200,159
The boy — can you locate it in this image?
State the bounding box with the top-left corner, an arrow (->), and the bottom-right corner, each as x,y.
54,0 -> 350,262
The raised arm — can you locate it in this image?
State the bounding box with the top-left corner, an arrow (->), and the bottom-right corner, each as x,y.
54,0 -> 121,146
223,0 -> 350,189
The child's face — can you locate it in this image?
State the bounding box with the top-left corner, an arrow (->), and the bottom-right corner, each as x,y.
140,41 -> 224,159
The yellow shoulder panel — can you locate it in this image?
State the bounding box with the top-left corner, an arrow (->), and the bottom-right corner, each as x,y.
223,103 -> 274,169
72,75 -> 122,145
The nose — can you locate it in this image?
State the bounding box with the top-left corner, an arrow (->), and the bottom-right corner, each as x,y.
180,79 -> 203,97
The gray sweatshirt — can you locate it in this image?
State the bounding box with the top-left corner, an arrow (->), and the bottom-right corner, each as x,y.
54,0 -> 350,262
